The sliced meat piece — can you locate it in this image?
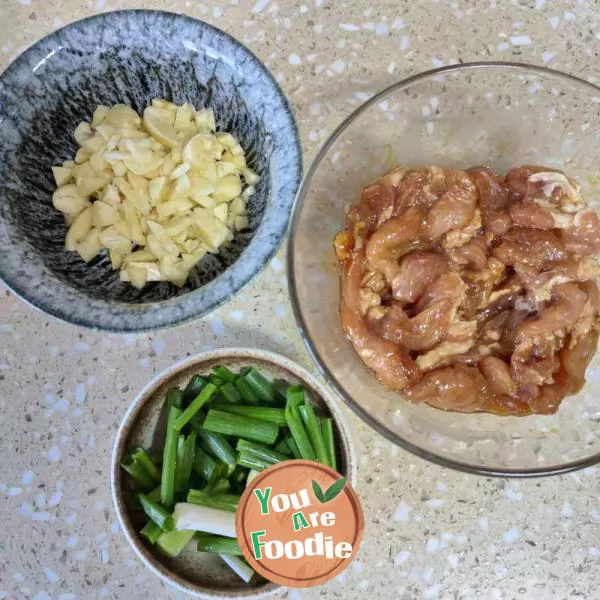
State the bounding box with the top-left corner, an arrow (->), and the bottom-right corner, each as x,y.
415,340 -> 476,371
340,250 -> 421,391
509,200 -> 556,230
445,319 -> 478,342
504,165 -> 562,201
511,338 -> 562,387
492,227 -> 567,270
572,280 -> 600,337
372,302 -> 452,352
423,170 -> 478,240
479,355 -> 518,396
365,206 -> 425,286
506,167 -> 583,230
443,209 -> 483,250
477,281 -> 524,322
345,185 -> 377,238
404,364 -> 483,411
468,167 -> 512,235
416,272 -> 467,314
515,282 -> 586,342
404,363 -> 531,414
561,329 -> 599,393
460,258 -> 507,319
392,252 -> 449,304
527,171 -> 584,213
530,330 -> 599,414
559,208 -> 600,256
447,235 -> 489,271
379,166 -> 409,221
394,167 -> 444,214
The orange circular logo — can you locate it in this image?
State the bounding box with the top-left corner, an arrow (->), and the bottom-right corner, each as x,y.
235,460 -> 364,587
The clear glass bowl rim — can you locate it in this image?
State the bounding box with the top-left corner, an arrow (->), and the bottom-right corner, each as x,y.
287,61 -> 600,478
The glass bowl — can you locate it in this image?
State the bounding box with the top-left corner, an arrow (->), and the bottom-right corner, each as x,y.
288,62 -> 600,477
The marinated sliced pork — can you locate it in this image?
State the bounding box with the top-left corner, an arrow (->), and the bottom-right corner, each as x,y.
335,164 -> 600,415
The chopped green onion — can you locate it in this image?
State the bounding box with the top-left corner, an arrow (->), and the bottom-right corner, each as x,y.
236,439 -> 288,465
215,405 -> 287,426
140,520 -> 162,545
195,429 -> 237,469
138,493 -> 175,531
211,478 -> 231,494
220,554 -> 255,583
218,382 -> 242,404
285,434 -> 301,459
286,385 -> 305,407
161,404 -> 181,507
230,465 -> 249,486
298,404 -> 329,466
156,529 -> 196,558
188,412 -> 205,433
174,383 -> 217,432
175,432 -> 196,493
203,409 -> 279,445
285,393 -> 315,461
125,366 -> 343,558
193,447 -> 218,482
244,368 -> 281,405
131,448 -> 161,484
212,365 -> 237,382
121,460 -> 155,491
197,534 -> 242,555
201,467 -> 227,493
320,418 -> 337,470
182,375 -> 208,405
237,451 -> 272,472
167,388 -> 184,410
201,480 -> 215,494
147,485 -> 162,503
213,462 -> 228,481
234,377 -> 258,405
274,437 -> 293,457
208,375 -> 225,387
187,489 -> 240,512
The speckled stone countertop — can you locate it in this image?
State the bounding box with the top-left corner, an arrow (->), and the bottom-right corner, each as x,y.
1,1 -> 600,599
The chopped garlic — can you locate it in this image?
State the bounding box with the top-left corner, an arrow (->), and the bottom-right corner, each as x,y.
76,227 -> 102,262
52,101 -> 255,287
234,215 -> 249,231
92,105 -> 110,126
52,166 -> 73,187
65,206 -> 93,250
52,184 -> 89,215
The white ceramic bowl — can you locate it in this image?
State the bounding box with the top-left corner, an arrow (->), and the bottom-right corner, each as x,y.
111,348 -> 356,599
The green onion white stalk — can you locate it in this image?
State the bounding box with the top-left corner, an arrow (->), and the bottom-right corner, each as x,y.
173,503 -> 236,538
219,554 -> 255,583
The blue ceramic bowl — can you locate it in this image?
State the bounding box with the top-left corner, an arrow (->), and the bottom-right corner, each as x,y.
0,10 -> 301,331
